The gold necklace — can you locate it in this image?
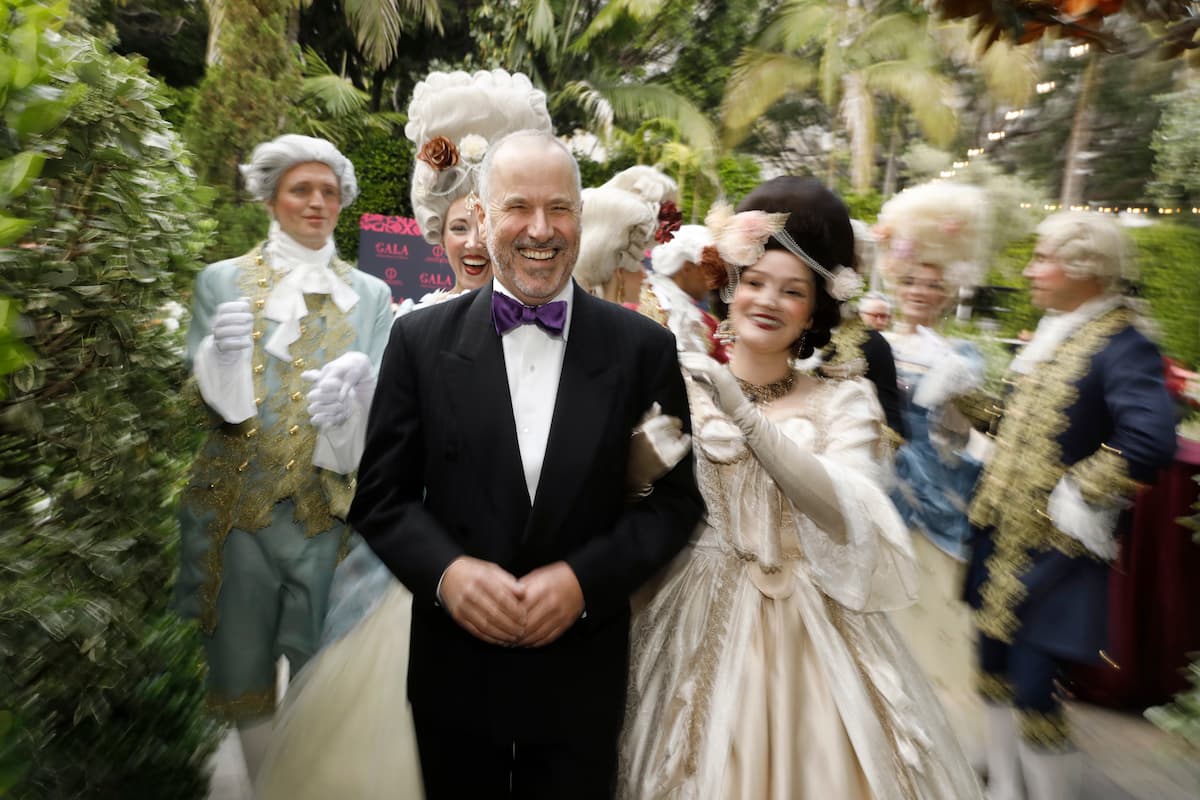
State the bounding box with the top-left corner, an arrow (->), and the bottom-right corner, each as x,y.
735,371 -> 795,404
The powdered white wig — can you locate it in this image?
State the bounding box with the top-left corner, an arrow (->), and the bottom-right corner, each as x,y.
875,181 -> 990,295
240,134 -> 359,206
1035,211 -> 1135,288
573,186 -> 657,291
651,224 -> 713,277
406,69 -> 552,244
602,165 -> 678,206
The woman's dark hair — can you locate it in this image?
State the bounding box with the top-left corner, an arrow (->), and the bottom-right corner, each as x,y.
734,176 -> 852,359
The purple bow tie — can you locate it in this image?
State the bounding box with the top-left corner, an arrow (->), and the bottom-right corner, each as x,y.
491,291 -> 567,337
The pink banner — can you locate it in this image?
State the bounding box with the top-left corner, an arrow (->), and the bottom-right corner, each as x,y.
357,214 -> 455,303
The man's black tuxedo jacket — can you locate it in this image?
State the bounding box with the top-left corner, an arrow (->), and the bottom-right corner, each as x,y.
349,282 -> 704,742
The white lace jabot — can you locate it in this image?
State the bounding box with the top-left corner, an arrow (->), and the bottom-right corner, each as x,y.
262,220 -> 359,360
1009,295 -> 1122,376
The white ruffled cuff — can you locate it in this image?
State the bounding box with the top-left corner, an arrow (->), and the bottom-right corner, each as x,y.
1046,475 -> 1122,560
193,335 -> 257,424
912,347 -> 981,410
311,377 -> 375,474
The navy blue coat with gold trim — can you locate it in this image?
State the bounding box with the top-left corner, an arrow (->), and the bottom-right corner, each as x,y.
964,309 -> 1176,663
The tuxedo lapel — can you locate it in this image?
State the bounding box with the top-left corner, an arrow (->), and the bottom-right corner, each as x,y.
523,287 -> 619,545
441,286 -> 531,509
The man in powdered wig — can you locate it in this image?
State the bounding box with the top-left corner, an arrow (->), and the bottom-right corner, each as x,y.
173,134 -> 394,780
965,211 -> 1175,800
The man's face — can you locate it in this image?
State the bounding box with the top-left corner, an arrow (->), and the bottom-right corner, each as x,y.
479,137 -> 581,306
674,261 -> 710,302
267,162 -> 341,250
1023,242 -> 1103,312
859,299 -> 891,331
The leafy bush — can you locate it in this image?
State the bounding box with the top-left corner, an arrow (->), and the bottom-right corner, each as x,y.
981,223 -> 1200,365
334,125 -> 415,258
0,5 -> 218,797
1134,223 -> 1200,366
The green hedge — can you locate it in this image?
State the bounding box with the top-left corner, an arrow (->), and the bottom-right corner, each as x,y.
0,6 -> 218,796
984,223 -> 1200,366
334,125 -> 414,259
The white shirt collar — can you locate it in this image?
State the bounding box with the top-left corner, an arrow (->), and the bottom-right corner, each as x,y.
492,277 -> 575,342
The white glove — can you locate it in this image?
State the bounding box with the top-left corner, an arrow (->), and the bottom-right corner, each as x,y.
211,298 -> 254,365
301,351 -> 374,431
627,402 -> 692,498
678,351 -> 749,418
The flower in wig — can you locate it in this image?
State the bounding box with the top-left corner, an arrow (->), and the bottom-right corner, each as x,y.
703,203 -> 788,301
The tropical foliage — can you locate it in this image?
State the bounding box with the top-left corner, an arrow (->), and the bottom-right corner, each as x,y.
0,2 -> 217,796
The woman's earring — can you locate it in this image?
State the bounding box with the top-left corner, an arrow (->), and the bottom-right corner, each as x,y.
791,329 -> 808,359
715,318 -> 737,346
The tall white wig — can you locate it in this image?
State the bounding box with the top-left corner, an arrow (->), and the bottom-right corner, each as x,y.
651,224 -> 712,277
240,134 -> 359,207
602,165 -> 678,206
1035,211 -> 1135,288
875,181 -> 990,296
406,69 -> 552,245
573,185 -> 657,292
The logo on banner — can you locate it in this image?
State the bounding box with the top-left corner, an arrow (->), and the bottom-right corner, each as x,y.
358,214 -> 454,303
375,241 -> 410,259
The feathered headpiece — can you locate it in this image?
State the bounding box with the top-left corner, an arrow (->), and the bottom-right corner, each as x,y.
405,69 -> 552,245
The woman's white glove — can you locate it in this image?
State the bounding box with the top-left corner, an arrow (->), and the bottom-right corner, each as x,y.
211,298 -> 254,365
680,351 -> 847,542
678,352 -> 750,418
627,402 -> 692,499
302,351 -> 374,431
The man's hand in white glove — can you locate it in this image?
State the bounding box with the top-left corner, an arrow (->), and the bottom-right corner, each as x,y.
301,352 -> 374,432
211,298 -> 254,364
303,373 -> 356,430
678,351 -> 748,417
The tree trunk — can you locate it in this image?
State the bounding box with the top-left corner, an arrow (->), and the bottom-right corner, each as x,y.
842,73 -> 876,194
370,68 -> 386,113
1060,52 -> 1100,208
202,0 -> 225,65
881,111 -> 900,199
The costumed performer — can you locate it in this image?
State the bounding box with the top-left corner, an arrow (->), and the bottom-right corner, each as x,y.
874,180 -> 993,768
254,69 -> 553,800
173,134 -> 393,781
618,177 -> 981,800
965,211 -> 1175,800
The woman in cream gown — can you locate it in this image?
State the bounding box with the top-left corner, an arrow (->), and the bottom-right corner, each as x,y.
618,177 -> 981,800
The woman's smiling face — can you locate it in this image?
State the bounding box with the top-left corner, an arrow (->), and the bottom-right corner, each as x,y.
730,249 -> 815,355
443,195 -> 491,292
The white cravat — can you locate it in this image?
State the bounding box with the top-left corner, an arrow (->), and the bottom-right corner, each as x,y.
261,221 -> 359,360
494,278 -> 575,502
1009,295 -> 1122,376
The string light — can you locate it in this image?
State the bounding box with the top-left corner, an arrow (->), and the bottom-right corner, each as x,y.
987,131 -> 1006,141
1036,81 -> 1057,94
953,161 -> 969,168
1068,43 -> 1090,58
966,147 -> 984,156
1004,109 -> 1025,120
939,170 -> 956,178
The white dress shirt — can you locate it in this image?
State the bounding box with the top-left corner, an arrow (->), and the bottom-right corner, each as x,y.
493,278 -> 575,502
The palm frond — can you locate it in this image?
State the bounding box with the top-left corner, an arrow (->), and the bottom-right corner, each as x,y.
819,25 -> 844,107
864,60 -> 958,147
573,0 -> 669,51
601,83 -> 719,159
720,50 -> 817,147
300,74 -> 370,118
341,0 -> 442,69
557,80 -> 616,139
858,12 -> 930,64
528,0 -> 558,50
759,0 -> 834,52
